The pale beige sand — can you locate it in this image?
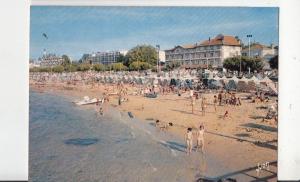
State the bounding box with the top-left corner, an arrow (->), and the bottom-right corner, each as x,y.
30,81 -> 277,180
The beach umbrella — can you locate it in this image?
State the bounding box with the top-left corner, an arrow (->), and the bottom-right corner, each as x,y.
225,80 -> 237,90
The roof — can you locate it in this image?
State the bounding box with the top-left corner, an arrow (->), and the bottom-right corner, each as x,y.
200,34 -> 241,46
181,44 -> 198,49
242,43 -> 273,51
165,34 -> 240,51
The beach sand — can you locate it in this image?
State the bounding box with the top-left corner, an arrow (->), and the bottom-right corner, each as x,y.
30,81 -> 277,180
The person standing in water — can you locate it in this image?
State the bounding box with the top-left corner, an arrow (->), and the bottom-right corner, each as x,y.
185,128 -> 193,155
196,125 -> 205,152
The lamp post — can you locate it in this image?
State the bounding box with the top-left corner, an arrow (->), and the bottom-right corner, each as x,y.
247,34 -> 252,57
207,37 -> 211,69
156,45 -> 160,74
243,34 -> 252,75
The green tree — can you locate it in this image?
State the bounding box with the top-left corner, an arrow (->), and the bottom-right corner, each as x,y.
126,45 -> 158,66
52,65 -> 65,73
116,54 -> 129,65
65,63 -> 78,72
269,55 -> 278,69
92,64 -> 105,72
62,55 -> 71,67
77,64 -> 91,71
29,67 -> 40,72
129,61 -> 152,71
39,67 -> 51,72
111,63 -> 127,71
223,56 -> 264,72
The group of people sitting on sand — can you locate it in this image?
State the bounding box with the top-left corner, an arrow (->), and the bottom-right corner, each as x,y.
251,91 -> 271,103
217,91 -> 242,106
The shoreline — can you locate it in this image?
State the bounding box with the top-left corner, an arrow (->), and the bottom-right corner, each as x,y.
30,82 -> 278,180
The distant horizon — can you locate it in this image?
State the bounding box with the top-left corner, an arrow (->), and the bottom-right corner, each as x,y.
30,6 -> 279,60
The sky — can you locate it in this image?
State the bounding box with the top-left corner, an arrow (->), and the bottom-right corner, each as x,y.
30,6 -> 279,60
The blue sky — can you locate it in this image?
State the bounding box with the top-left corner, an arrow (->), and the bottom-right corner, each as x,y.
30,6 -> 278,60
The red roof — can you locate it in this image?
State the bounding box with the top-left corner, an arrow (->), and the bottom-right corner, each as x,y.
200,34 -> 241,46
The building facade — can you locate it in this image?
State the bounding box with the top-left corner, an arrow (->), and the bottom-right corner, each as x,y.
165,34 -> 241,68
82,50 -> 127,65
241,43 -> 278,61
39,54 -> 64,67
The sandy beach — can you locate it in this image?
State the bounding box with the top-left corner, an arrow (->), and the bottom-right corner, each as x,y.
30,80 -> 277,181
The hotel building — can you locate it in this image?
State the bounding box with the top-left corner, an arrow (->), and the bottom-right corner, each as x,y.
39,53 -> 64,67
165,34 -> 242,69
82,50 -> 128,65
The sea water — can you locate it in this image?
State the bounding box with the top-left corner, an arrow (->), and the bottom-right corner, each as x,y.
29,91 -> 226,182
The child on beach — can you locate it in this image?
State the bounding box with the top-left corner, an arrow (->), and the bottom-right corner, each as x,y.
185,128 -> 193,155
196,125 -> 205,152
223,110 -> 229,119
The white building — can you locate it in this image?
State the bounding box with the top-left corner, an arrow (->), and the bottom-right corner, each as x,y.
39,54 -> 64,67
165,34 -> 241,69
82,50 -> 127,65
241,43 -> 278,61
158,50 -> 165,63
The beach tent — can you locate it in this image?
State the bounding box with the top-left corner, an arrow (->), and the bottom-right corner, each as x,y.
170,78 -> 177,86
230,75 -> 240,83
248,76 -> 259,84
219,75 -> 228,84
213,75 -> 222,81
208,79 -> 222,89
247,81 -> 257,91
257,83 -> 269,92
267,82 -> 278,95
237,80 -> 248,92
256,74 -> 264,80
260,76 -> 273,84
240,76 -> 249,83
225,80 -> 237,90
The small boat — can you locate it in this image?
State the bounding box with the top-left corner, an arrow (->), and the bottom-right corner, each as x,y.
74,96 -> 98,106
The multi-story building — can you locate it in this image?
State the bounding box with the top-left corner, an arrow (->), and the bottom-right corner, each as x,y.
39,54 -> 64,67
82,50 -> 127,65
241,43 -> 278,70
165,34 -> 241,69
241,43 -> 278,61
